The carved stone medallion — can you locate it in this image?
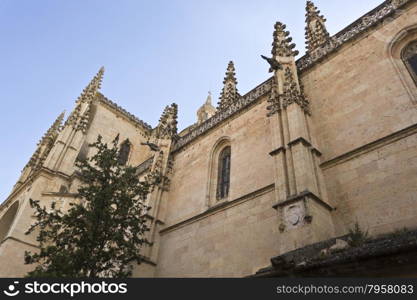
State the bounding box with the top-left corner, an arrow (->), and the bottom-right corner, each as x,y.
283,202 -> 306,229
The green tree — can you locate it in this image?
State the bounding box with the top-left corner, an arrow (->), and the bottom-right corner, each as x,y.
24,135 -> 159,277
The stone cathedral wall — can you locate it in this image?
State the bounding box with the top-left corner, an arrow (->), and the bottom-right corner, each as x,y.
300,3 -> 417,235
156,97 -> 279,277
155,1 -> 417,277
1,0 -> 416,279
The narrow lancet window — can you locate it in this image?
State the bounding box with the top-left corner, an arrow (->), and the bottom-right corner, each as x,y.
216,146 -> 231,200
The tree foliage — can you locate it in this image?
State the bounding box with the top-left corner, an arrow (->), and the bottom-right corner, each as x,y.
24,135 -> 159,277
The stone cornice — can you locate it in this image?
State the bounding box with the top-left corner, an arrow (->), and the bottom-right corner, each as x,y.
97,93 -> 152,132
297,0 -> 413,72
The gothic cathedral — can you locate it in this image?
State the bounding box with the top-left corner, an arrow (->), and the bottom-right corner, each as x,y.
1,0 -> 417,277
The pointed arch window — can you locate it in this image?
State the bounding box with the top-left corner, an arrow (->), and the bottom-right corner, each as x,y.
118,139 -> 131,165
216,146 -> 231,200
402,40 -> 417,84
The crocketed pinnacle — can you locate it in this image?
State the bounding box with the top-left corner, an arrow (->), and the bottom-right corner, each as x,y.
305,0 -> 330,52
272,22 -> 299,58
76,66 -> 105,103
40,111 -> 65,144
218,61 -> 240,110
26,111 -> 65,169
65,67 -> 104,131
153,103 -> 178,139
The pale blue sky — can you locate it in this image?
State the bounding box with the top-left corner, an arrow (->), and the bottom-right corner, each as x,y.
0,0 -> 383,202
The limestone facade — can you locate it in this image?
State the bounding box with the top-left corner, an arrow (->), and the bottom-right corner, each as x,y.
1,0 -> 417,277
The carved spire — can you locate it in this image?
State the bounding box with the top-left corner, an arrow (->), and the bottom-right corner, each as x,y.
26,111 -> 65,170
65,67 -> 104,132
265,21 -> 310,116
197,92 -> 216,124
76,66 -> 104,104
272,22 -> 299,58
305,1 -> 330,52
218,61 -> 240,110
43,111 -> 65,142
153,103 -> 178,140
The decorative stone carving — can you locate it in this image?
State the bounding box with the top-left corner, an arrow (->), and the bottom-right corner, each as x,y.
77,67 -> 104,104
281,67 -> 311,115
24,111 -> 65,172
282,202 -> 306,230
272,22 -> 299,58
305,1 -> 330,53
392,0 -> 410,8
145,150 -> 164,187
162,156 -> 174,191
218,61 -> 240,110
261,55 -> 282,73
76,105 -> 92,133
297,0 -> 412,71
65,102 -> 82,129
266,77 -> 281,117
65,67 -> 104,133
265,20 -> 311,117
152,103 -> 178,140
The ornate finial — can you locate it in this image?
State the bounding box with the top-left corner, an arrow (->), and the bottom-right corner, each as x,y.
272,22 -> 299,58
65,67 -> 104,132
153,103 -> 178,139
76,66 -> 105,104
305,1 -> 330,52
218,61 -> 240,110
